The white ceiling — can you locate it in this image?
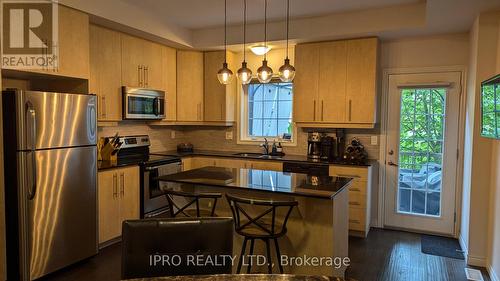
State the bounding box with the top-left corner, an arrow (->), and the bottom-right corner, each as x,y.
63,0 -> 500,49
120,0 -> 420,29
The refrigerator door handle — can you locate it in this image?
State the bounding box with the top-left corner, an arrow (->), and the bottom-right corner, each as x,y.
26,102 -> 37,200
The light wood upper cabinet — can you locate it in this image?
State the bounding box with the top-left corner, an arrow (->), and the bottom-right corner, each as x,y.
177,51 -> 204,122
89,25 -> 122,121
293,43 -> 320,123
345,38 -> 378,124
319,41 -> 348,123
204,51 -> 236,122
98,166 -> 139,244
143,41 -> 163,90
162,46 -> 177,121
293,38 -> 379,128
121,34 -> 162,89
57,6 -> 89,79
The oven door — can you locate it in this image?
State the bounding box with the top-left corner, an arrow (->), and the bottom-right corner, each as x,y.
123,87 -> 165,120
142,162 -> 182,217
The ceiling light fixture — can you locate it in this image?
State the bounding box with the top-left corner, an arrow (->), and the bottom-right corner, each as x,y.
257,0 -> 273,83
237,0 -> 252,85
250,45 -> 271,56
279,0 -> 295,82
217,0 -> 233,85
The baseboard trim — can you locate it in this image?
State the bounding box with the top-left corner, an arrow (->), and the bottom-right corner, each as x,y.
467,255 -> 487,267
488,265 -> 500,281
459,234 -> 468,259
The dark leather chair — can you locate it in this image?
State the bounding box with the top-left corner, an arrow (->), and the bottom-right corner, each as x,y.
164,189 -> 222,217
121,217 -> 234,280
225,194 -> 298,274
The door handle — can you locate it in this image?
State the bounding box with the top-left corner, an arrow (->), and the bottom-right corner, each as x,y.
348,99 -> 352,121
120,172 -> 125,197
138,65 -> 143,86
101,96 -> 106,118
220,103 -> 223,120
26,102 -> 37,200
321,100 -> 324,121
388,161 -> 399,167
112,173 -> 118,198
144,66 -> 148,87
313,100 -> 316,121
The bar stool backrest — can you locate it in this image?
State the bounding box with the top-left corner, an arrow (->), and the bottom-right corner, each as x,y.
164,189 -> 221,217
225,194 -> 298,238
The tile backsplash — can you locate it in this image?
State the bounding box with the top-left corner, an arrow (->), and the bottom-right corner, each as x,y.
99,122 -> 381,160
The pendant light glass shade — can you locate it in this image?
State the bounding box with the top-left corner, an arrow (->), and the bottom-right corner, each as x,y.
279,0 -> 295,82
237,61 -> 252,84
257,59 -> 273,83
217,62 -> 233,84
279,58 -> 295,82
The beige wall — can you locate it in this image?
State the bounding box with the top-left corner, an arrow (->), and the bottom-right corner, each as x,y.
487,14 -> 500,281
461,11 -> 500,274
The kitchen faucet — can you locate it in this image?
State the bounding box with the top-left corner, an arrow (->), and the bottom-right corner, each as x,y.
260,138 -> 269,155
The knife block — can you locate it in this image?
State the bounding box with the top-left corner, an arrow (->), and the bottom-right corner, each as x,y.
98,138 -> 118,163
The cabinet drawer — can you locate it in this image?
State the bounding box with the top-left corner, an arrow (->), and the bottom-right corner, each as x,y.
348,192 -> 366,208
347,179 -> 367,193
329,165 -> 368,180
348,208 -> 367,231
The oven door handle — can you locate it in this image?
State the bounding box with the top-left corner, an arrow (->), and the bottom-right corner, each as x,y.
144,162 -> 182,171
153,97 -> 159,116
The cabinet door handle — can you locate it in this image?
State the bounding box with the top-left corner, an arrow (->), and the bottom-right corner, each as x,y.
220,103 -> 223,120
120,172 -> 125,198
144,66 -> 148,87
349,219 -> 360,224
348,99 -> 352,121
321,100 -> 324,121
138,65 -> 143,86
350,187 -> 361,192
112,173 -> 117,199
349,201 -> 361,206
313,100 -> 316,121
101,96 -> 106,118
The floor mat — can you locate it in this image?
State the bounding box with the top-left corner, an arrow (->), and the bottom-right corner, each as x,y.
421,234 -> 465,260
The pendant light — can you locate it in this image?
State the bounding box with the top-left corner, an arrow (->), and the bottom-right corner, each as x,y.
279,0 -> 295,82
237,0 -> 252,84
257,0 -> 273,83
217,0 -> 233,85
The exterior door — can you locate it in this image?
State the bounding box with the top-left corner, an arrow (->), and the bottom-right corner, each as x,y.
384,72 -> 461,235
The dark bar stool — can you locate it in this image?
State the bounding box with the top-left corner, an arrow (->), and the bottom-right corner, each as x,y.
225,194 -> 298,274
164,189 -> 222,217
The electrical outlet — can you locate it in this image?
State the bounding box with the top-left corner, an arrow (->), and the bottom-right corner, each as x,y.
171,131 -> 176,139
225,131 -> 233,140
371,136 -> 378,145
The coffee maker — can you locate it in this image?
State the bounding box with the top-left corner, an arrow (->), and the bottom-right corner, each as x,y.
319,129 -> 345,161
307,132 -> 322,160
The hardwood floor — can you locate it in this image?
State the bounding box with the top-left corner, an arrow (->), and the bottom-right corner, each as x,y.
42,228 -> 490,281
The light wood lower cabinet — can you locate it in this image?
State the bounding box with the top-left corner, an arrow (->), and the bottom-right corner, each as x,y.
98,166 -> 140,245
329,164 -> 377,237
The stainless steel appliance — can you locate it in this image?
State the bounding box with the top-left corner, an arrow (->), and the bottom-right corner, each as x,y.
111,135 -> 182,218
122,86 -> 165,120
307,132 -> 322,160
320,129 -> 345,161
2,89 -> 97,281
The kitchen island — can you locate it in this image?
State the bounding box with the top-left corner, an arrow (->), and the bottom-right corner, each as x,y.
158,167 -> 352,278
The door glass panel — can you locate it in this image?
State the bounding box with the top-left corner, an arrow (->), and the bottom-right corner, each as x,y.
397,88 -> 446,216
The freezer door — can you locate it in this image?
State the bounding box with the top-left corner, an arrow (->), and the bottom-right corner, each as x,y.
18,146 -> 97,280
15,90 -> 97,150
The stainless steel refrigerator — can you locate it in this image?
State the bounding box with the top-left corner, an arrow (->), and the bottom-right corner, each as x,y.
2,89 -> 98,280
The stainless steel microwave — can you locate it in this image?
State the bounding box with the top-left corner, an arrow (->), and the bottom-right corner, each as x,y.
122,86 -> 165,120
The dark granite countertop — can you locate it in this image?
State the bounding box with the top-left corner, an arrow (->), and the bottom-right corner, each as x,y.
152,150 -> 374,167
125,274 -> 343,281
157,166 -> 352,199
98,159 -> 143,171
